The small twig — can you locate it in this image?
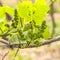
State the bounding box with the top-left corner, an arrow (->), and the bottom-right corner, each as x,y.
0,39 -> 9,45
50,0 -> 56,37
0,1 -> 3,6
41,36 -> 60,45
2,51 -> 9,60
13,48 -> 19,60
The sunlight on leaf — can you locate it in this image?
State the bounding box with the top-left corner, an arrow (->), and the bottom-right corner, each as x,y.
3,5 -> 14,16
17,1 -> 33,22
17,0 -> 49,25
43,27 -> 51,39
0,7 -> 5,18
0,18 -> 7,34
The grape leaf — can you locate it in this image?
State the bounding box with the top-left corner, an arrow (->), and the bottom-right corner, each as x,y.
17,0 -> 49,25
0,7 -> 5,18
0,18 -> 7,34
17,1 -> 33,22
3,5 -> 14,16
33,0 -> 49,25
43,27 -> 51,39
